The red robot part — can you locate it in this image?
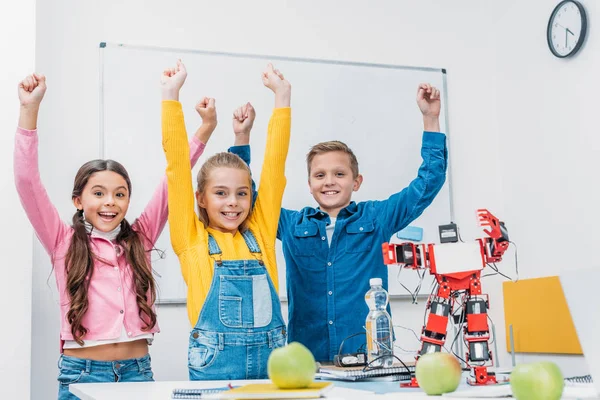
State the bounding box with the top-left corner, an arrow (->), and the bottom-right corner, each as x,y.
383,210 -> 511,387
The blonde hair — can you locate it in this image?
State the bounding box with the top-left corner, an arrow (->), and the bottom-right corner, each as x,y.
196,152 -> 253,232
306,141 -> 359,178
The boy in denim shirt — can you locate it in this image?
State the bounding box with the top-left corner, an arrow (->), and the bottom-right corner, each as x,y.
231,83 -> 447,362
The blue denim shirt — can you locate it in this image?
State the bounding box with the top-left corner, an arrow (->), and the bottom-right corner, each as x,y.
229,131 -> 447,361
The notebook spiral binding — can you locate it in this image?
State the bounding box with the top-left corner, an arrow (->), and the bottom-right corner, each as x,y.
172,387 -> 232,399
348,366 -> 411,377
172,394 -> 202,400
565,375 -> 593,384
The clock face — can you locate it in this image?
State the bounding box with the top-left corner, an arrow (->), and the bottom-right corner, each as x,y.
547,0 -> 587,58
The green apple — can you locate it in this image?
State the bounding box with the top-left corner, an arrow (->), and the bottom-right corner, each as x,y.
415,352 -> 462,395
267,342 -> 316,389
510,361 -> 564,400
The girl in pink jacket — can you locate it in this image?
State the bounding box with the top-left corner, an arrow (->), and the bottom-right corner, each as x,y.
14,73 -> 215,399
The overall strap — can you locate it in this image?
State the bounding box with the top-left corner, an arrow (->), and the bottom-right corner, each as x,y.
241,229 -> 262,254
208,230 -> 263,266
207,234 -> 223,266
207,234 -> 222,255
242,229 -> 264,265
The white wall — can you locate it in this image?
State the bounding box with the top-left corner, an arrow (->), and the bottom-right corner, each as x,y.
0,0 -> 36,398
30,0 -> 595,396
488,0 -> 599,375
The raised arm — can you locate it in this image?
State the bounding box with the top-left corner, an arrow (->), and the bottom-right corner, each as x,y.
14,74 -> 71,255
134,68 -> 217,245
417,83 -> 441,132
251,64 -> 292,243
160,60 -> 205,255
377,83 -> 447,239
230,102 -> 257,207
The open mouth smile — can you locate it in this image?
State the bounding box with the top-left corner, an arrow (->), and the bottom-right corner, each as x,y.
221,211 -> 242,220
98,212 -> 118,222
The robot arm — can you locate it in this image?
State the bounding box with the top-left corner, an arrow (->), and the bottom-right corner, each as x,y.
477,209 -> 509,263
383,209 -> 509,268
382,242 -> 422,267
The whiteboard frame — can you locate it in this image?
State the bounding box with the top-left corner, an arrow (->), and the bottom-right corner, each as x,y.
98,42 -> 454,303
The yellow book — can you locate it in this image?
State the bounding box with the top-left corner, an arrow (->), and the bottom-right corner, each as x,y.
503,276 -> 582,354
216,382 -> 334,399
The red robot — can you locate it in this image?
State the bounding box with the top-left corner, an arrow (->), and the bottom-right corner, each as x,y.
382,209 -> 510,386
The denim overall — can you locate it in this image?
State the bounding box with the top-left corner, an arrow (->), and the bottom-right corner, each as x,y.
188,230 -> 287,380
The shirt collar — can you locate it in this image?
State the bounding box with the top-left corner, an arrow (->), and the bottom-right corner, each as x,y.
84,221 -> 121,241
304,201 -> 359,219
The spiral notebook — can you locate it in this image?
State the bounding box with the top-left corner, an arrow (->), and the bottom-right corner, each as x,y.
172,382 -> 333,399
317,362 -> 414,382
171,386 -> 236,399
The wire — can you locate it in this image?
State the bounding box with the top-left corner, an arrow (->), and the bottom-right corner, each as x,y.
457,225 -> 465,243
395,266 -> 415,298
486,263 -> 514,281
509,241 -> 520,282
394,344 -> 419,355
392,325 -> 421,354
487,314 -> 495,345
337,332 -> 366,357
481,271 -> 499,278
481,241 -> 519,282
362,353 -> 411,373
394,324 -> 422,344
448,294 -> 469,365
395,266 -> 426,304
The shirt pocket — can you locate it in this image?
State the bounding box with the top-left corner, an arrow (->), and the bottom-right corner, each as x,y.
344,220 -> 376,254
291,224 -> 323,256
219,275 -> 273,328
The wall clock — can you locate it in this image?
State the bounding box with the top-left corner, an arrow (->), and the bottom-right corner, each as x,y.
547,0 -> 587,58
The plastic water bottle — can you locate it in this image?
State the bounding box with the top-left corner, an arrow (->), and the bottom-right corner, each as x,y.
365,277 -> 394,367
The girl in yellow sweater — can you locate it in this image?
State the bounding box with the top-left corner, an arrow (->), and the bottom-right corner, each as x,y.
160,60 -> 291,380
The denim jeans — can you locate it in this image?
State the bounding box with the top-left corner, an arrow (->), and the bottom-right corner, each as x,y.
57,354 -> 153,400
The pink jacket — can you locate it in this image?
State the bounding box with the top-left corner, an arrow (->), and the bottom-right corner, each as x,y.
14,127 -> 205,344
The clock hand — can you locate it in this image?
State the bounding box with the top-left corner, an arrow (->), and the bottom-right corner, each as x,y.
566,27 -> 575,36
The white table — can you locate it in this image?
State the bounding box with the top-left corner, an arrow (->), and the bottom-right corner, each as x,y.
69,379 -> 491,400
70,379 -> 377,400
70,379 -> 600,400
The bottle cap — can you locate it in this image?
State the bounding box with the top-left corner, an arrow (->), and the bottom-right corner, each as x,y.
369,278 -> 382,286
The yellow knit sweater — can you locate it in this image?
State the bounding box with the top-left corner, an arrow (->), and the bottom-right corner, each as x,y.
162,101 -> 291,326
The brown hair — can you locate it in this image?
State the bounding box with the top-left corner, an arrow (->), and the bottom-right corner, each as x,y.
196,152 -> 253,233
306,140 -> 359,178
66,159 -> 157,345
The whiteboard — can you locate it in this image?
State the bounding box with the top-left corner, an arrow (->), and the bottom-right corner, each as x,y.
99,43 -> 453,303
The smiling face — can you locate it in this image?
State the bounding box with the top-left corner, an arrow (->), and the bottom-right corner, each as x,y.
308,151 -> 363,218
72,170 -> 130,232
197,167 -> 252,235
